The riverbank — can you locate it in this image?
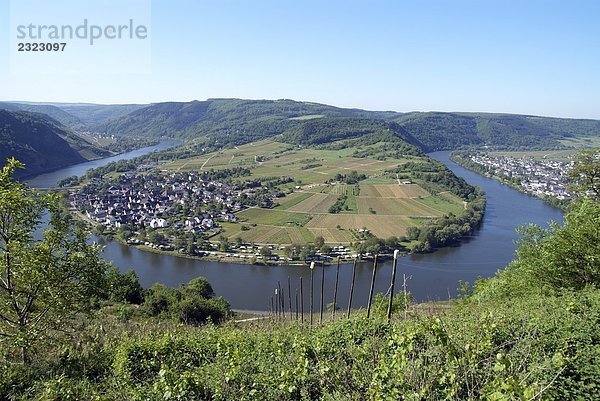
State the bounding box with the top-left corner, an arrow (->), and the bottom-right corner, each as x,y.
449,152 -> 568,211
27,140 -> 180,189
34,150 -> 564,309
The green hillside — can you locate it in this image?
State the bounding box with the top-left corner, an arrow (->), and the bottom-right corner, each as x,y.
0,110 -> 108,178
58,103 -> 146,128
0,102 -> 86,130
94,99 -> 600,151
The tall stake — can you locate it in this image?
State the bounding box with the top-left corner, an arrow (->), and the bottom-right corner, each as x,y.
288,276 -> 293,320
275,288 -> 279,319
277,280 -> 282,316
300,277 -> 304,324
309,262 -> 315,327
295,288 -> 299,321
387,250 -> 399,323
270,296 -> 274,317
403,273 -> 409,320
332,257 -> 340,319
347,260 -> 357,319
319,261 -> 325,324
367,255 -> 378,319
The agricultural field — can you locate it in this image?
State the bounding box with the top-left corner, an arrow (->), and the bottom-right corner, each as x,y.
288,193 -> 338,213
167,140 -> 468,245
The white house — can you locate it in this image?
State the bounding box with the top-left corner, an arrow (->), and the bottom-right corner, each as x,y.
149,218 -> 169,229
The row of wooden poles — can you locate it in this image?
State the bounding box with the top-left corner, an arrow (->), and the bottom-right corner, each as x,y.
269,250 -> 400,325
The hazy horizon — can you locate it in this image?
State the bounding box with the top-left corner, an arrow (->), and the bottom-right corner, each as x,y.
2,0 -> 599,119
2,97 -> 600,122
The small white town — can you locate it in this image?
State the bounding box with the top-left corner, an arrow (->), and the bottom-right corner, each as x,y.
465,153 -> 573,200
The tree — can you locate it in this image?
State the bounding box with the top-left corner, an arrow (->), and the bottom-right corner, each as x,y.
185,237 -> 196,255
173,236 -> 186,250
569,149 -> 600,199
147,231 -> 166,246
314,236 -> 325,249
0,159 -> 108,363
184,277 -> 215,299
406,226 -> 421,241
218,236 -> 230,252
514,197 -> 600,291
107,267 -> 145,304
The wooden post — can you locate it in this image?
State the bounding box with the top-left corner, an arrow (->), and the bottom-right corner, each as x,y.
275,288 -> 279,319
270,296 -> 274,317
310,262 -> 315,327
387,250 -> 399,323
300,277 -> 304,324
295,288 -> 299,321
366,254 -> 378,319
347,259 -> 357,319
319,261 -> 325,324
277,281 -> 282,317
403,273 -> 409,320
332,257 -> 340,319
288,276 -> 293,320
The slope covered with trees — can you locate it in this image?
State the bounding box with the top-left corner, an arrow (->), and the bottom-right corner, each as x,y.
93,98 -> 600,152
0,102 -> 85,130
0,110 -> 108,178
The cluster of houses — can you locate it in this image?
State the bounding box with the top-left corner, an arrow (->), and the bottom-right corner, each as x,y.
467,153 -> 573,200
69,171 -> 257,234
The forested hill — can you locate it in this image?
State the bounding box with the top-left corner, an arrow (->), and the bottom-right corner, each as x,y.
0,110 -> 108,178
280,117 -> 424,150
93,99 -> 378,142
94,98 -> 600,151
0,102 -> 146,131
0,102 -> 85,130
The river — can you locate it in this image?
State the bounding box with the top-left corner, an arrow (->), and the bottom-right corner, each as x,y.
27,140 -> 179,188
29,148 -> 564,311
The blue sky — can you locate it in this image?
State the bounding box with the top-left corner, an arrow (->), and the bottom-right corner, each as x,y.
1,0 -> 599,118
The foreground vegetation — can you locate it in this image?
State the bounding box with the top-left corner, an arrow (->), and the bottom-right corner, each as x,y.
0,153 -> 599,399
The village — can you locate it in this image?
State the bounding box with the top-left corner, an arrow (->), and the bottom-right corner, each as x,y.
70,169 -> 265,250
465,153 -> 573,200
68,168 -> 361,262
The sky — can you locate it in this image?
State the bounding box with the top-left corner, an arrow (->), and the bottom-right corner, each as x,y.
1,0 -> 599,119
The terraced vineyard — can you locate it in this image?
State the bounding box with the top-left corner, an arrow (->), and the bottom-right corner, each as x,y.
164,139 -> 471,245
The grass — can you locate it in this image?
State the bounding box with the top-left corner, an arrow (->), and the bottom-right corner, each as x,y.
356,197 -> 443,216
237,208 -> 312,227
275,192 -> 314,210
416,195 -> 465,215
306,214 -> 411,238
558,135 -> 600,149
288,193 -> 338,213
307,227 -> 356,243
340,194 -> 358,213
288,114 -> 325,120
228,226 -> 314,245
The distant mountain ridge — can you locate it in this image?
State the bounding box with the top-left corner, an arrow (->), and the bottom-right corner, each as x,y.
0,110 -> 108,178
2,98 -> 599,178
0,102 -> 145,131
94,99 -> 600,151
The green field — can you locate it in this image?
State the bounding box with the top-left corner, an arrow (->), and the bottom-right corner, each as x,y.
236,208 -> 311,227
275,192 -> 314,210
168,140 -> 468,245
